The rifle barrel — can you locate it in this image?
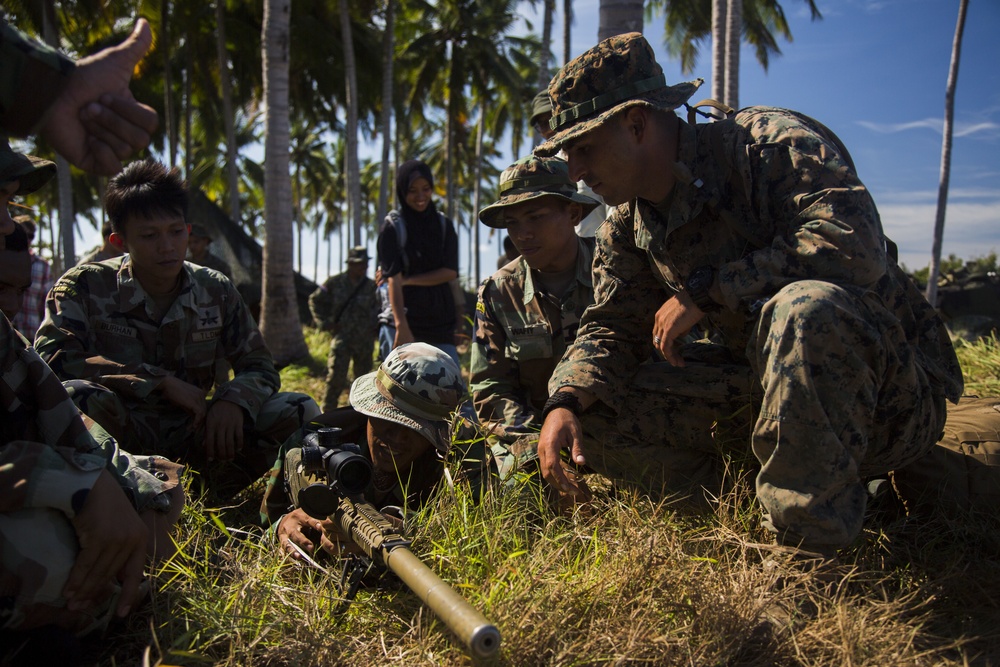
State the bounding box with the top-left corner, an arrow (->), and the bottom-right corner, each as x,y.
385,547 -> 501,660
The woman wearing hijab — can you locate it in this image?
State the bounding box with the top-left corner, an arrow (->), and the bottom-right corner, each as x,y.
376,160 -> 461,366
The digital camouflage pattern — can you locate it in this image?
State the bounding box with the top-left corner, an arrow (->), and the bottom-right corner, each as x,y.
309,271 -> 377,412
549,102 -> 963,550
1,316 -> 182,633
470,236 -> 595,475
535,32 -> 702,158
0,19 -> 74,138
478,156 -> 599,228
33,257 -> 319,461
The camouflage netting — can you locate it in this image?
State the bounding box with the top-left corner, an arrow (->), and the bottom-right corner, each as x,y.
187,189 -> 318,325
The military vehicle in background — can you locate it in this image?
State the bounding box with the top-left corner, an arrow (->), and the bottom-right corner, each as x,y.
912,254 -> 1000,341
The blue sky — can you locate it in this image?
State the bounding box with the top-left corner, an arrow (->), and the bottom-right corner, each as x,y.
554,0 -> 1000,272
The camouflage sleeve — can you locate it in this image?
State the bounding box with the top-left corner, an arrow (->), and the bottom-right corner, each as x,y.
214,281 -> 280,421
548,206 -> 669,413
469,279 -> 540,441
35,269 -> 167,400
0,440 -> 104,519
308,280 -> 335,331
0,18 -> 74,136
717,110 -> 887,310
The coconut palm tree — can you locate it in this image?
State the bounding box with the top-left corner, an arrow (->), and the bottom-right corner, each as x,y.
598,0 -> 643,42
260,0 -> 308,363
926,0 -> 970,307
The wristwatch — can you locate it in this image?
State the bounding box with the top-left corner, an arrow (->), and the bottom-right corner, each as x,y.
685,266 -> 721,313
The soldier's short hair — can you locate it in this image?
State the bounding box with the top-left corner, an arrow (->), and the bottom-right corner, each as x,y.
105,159 -> 188,237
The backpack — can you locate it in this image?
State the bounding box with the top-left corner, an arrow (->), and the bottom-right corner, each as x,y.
890,396 -> 1000,514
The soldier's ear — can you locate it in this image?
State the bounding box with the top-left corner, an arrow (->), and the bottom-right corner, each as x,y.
567,202 -> 583,226
109,232 -> 127,251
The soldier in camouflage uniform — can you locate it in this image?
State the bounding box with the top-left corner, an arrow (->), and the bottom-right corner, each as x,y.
186,223 -> 234,281
1,143 -> 183,653
34,160 -> 319,490
470,156 -> 599,506
310,246 -> 377,413
262,343 -> 486,558
532,33 -> 963,555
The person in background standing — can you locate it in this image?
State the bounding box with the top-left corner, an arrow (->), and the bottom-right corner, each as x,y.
377,160 -> 461,367
310,246 -> 377,413
9,216 -> 52,341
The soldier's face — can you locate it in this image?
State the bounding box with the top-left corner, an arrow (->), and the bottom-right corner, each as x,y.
187,234 -> 210,260
0,249 -> 31,320
564,116 -> 636,207
504,197 -> 582,274
115,213 -> 189,290
405,177 -> 433,213
367,417 -> 432,473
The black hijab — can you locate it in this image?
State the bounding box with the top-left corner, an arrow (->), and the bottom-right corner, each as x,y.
395,159 -> 439,225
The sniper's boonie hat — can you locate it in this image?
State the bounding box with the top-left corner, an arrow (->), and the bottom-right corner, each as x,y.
535,32 -> 703,158
189,224 -> 213,240
529,89 -> 553,126
0,136 -> 56,196
349,343 -> 464,454
478,155 -> 599,228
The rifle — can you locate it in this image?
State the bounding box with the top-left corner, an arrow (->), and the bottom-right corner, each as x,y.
284,427 -> 501,661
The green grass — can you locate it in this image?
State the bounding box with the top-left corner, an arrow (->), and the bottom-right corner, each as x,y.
87,331 -> 1000,666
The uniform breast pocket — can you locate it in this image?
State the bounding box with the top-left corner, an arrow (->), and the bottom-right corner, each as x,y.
186,333 -> 222,369
95,331 -> 144,361
506,332 -> 553,362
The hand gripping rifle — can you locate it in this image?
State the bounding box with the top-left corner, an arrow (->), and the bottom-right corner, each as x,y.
285,427 -> 501,660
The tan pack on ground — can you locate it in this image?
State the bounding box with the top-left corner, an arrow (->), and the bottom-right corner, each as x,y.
891,396 -> 1000,514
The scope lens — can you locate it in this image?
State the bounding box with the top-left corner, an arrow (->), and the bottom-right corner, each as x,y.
327,451 -> 373,495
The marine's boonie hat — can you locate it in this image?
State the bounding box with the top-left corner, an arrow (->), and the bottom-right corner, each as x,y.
189,224 -> 213,240
347,246 -> 370,264
529,89 -> 553,126
349,342 -> 464,454
0,137 -> 56,196
535,32 -> 703,158
479,156 -> 599,228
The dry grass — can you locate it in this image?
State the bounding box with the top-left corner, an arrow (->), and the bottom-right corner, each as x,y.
83,332 -> 1000,667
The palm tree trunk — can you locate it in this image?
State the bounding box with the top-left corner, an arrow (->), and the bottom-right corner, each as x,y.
378,0 -> 395,226
216,0 -> 242,222
473,110 -> 484,286
724,0 -> 741,110
540,0 -> 555,86
926,0 -> 969,307
562,0 -> 572,65
340,0 -> 364,246
185,33 -> 194,178
41,1 -> 75,266
162,0 -> 177,167
598,0 -> 643,42
261,0 -> 308,364
711,0 -> 725,102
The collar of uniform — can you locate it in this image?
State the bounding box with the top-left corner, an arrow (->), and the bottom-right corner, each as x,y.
117,256 -> 194,316
520,257 -> 538,305
657,119 -> 706,240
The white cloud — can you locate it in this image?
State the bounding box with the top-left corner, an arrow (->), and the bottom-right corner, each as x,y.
877,198 -> 1000,270
857,118 -> 1000,138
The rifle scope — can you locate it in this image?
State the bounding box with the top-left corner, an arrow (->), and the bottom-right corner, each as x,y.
297,427 -> 373,516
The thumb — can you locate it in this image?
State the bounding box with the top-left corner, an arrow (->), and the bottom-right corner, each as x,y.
118,18 -> 153,71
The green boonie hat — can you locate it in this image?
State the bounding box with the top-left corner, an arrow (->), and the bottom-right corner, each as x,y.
347,246 -> 370,263
534,32 -> 703,158
190,224 -> 213,240
479,155 -> 600,228
348,342 -> 465,455
0,137 -> 56,196
529,89 -> 553,125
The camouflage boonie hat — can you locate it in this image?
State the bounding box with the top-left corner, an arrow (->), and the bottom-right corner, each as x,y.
349,342 -> 465,454
347,245 -> 370,263
529,89 -> 553,126
0,136 -> 56,196
479,156 -> 600,228
535,32 -> 703,158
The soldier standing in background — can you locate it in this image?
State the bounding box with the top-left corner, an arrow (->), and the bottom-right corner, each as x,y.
9,216 -> 52,341
76,221 -> 123,266
310,246 -> 378,413
187,223 -> 234,281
